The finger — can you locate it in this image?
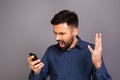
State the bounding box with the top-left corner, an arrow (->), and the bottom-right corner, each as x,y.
98,33 -> 102,47
96,33 -> 102,49
88,45 -> 93,54
95,33 -> 99,49
95,33 -> 102,49
33,62 -> 45,74
38,62 -> 44,69
33,62 -> 44,72
29,59 -> 41,70
31,59 -> 41,66
27,56 -> 34,63
35,62 -> 44,69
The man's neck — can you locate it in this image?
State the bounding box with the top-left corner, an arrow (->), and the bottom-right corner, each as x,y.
68,36 -> 78,50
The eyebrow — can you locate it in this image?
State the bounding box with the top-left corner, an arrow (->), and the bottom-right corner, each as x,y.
53,31 -> 66,34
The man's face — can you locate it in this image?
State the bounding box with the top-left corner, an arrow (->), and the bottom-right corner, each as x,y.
53,23 -> 77,50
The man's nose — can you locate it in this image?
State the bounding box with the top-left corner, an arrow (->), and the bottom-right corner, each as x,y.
55,34 -> 61,41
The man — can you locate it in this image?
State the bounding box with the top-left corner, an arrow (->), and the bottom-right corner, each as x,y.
27,10 -> 112,80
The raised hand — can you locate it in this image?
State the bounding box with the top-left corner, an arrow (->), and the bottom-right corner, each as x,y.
88,33 -> 102,69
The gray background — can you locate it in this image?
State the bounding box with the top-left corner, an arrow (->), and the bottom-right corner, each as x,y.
0,0 -> 119,80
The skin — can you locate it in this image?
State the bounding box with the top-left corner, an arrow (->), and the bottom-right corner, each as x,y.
53,23 -> 78,50
27,23 -> 102,74
88,33 -> 102,69
27,56 -> 44,74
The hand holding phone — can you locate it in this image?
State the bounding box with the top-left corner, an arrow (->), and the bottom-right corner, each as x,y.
28,53 -> 44,74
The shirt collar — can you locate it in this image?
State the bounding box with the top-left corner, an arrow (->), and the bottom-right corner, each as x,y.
76,36 -> 83,49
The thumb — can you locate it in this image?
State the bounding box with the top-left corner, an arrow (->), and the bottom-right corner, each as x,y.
87,45 -> 93,54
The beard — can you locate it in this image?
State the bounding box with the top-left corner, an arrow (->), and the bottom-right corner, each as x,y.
57,37 -> 73,50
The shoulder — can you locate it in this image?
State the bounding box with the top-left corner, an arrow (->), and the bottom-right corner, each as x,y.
83,40 -> 94,48
47,44 -> 58,50
77,37 -> 94,49
42,44 -> 58,60
45,44 -> 59,53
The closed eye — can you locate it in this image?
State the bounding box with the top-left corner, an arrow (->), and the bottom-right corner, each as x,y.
53,31 -> 66,35
59,33 -> 65,35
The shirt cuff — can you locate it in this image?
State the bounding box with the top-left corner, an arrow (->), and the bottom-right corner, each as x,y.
30,70 -> 40,79
94,63 -> 106,74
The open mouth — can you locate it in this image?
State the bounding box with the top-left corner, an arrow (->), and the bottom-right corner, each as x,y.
58,41 -> 65,48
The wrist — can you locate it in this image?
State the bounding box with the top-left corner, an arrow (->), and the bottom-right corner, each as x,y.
95,64 -> 101,69
94,61 -> 102,69
32,69 -> 41,74
34,70 -> 41,74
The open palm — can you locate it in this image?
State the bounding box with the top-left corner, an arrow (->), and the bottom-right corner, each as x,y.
88,33 -> 102,69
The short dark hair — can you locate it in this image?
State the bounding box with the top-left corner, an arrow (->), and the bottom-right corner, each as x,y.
51,10 -> 79,28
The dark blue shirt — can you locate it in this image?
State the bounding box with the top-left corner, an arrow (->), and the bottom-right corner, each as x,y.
29,36 -> 112,80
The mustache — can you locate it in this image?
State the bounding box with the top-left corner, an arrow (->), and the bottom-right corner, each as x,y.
57,40 -> 64,43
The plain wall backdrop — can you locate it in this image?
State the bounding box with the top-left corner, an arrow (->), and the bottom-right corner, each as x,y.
0,0 -> 120,80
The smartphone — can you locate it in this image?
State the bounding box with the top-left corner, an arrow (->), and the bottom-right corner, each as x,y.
29,53 -> 38,61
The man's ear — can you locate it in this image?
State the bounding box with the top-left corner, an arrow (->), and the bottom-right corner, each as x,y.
73,28 -> 78,36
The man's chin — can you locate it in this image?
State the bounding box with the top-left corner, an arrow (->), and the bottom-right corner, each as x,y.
58,43 -> 71,50
59,46 -> 69,50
